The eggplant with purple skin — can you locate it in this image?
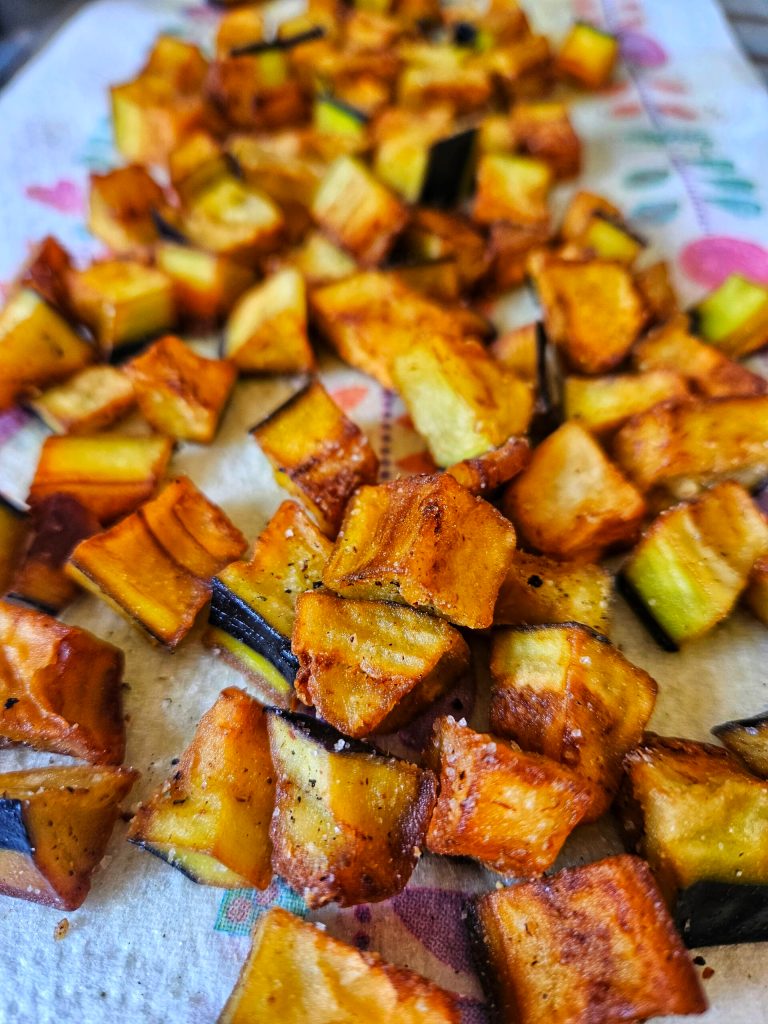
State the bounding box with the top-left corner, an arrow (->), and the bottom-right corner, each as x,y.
712,710 -> 768,778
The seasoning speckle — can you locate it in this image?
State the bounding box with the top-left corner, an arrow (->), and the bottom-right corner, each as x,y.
54,919 -> 69,941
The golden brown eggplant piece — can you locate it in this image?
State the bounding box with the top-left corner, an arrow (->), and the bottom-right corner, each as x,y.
218,907 -> 460,1024
154,242 -> 255,327
0,600 -> 125,764
87,164 -> 164,254
494,552 -> 613,633
403,208 -> 489,288
556,22 -> 619,88
473,153 -> 552,227
446,436 -> 529,496
0,497 -> 27,595
223,268 -> 314,374
267,710 -> 437,907
323,473 -> 517,629
634,259 -> 678,323
426,717 -> 591,876
563,369 -> 690,436
16,235 -> 76,319
126,335 -> 237,444
0,765 -> 137,910
474,854 -> 706,1024
504,421 -> 646,560
745,553 -> 768,626
292,591 -> 469,736
511,100 -> 581,179
128,688 -> 274,888
490,623 -> 657,820
28,365 -> 136,435
180,174 -> 285,261
252,379 -> 379,536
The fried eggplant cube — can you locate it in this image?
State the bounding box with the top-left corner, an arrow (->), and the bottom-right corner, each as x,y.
692,272 -> 768,359
0,289 -> 93,410
511,101 -> 581,179
556,22 -> 619,88
87,164 -> 164,254
474,854 -> 706,1024
624,735 -> 768,945
128,688 -> 274,889
218,907 -> 460,1024
28,365 -> 136,434
392,335 -> 534,467
0,765 -> 137,910
311,270 -> 466,388
311,156 -> 408,265
292,591 -> 469,736
474,154 -> 552,227
208,501 -> 333,707
0,497 -> 27,595
632,315 -> 767,399
446,437 -> 530,496
490,623 -> 657,820
68,259 -> 175,356
712,710 -> 768,779
504,421 -> 645,560
0,600 -> 126,764
563,370 -> 690,436
533,257 -> 646,374
223,268 -> 314,374
181,175 -> 285,260
252,380 -> 379,536
206,52 -> 307,132
8,495 -> 100,613
634,260 -> 678,323
126,335 -> 237,444
323,473 -> 517,629
155,242 -> 255,326
614,396 -> 768,499
620,482 -> 768,648
426,717 -> 590,876
17,235 -> 75,318
745,553 -> 768,626
404,208 -> 489,288
267,710 -> 437,907
28,434 -> 173,525
285,231 -> 358,287
494,552 -> 613,633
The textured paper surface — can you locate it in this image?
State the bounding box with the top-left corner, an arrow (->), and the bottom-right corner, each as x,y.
2,1 -> 768,1021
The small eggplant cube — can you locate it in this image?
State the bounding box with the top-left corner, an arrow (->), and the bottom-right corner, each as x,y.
87,164 -> 164,254
692,272 -> 768,359
504,421 -> 645,560
632,315 -> 766,399
634,260 -> 678,323
392,335 -> 534,467
494,552 -> 613,633
745,554 -> 768,626
561,190 -> 621,241
0,600 -> 126,764
29,365 -> 136,435
181,175 -> 285,260
252,380 -> 379,536
614,395 -> 768,499
267,710 -> 437,907
426,717 -> 590,876
580,214 -> 643,265
292,591 -> 469,736
490,623 -> 656,820
0,497 -> 27,594
311,156 -> 408,265
218,907 -> 460,1024
323,473 -> 517,629
398,61 -> 492,116
556,22 -> 619,88
208,501 -> 333,707
533,257 -> 646,374
0,289 -> 93,411
489,323 -> 538,380
485,221 -> 551,292
446,436 -> 530,496
155,242 -> 255,327
128,688 -> 274,889
68,259 -> 176,356
474,153 -> 552,227
286,231 -> 357,287
223,268 -> 314,373
404,208 -> 489,288
564,370 -> 690,436
712,710 -> 768,779
474,855 -> 706,1024
126,335 -> 237,444
0,765 -> 137,910
511,101 -> 581,179
620,482 -> 768,647
28,434 -> 173,525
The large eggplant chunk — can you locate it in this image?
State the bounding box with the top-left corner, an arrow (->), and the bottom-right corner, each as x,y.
624,734 -> 768,946
251,380 -> 378,536
391,334 -> 533,467
556,22 -> 619,88
473,854 -> 706,1024
620,482 -> 768,647
266,709 -> 437,907
126,334 -> 238,444
292,591 -> 469,736
180,174 -> 285,261
563,370 -> 690,437
426,717 -> 590,876
208,501 -> 332,707
691,272 -> 768,359
28,434 -> 173,525
128,688 -> 274,889
223,268 -> 314,373
0,600 -> 126,764
323,473 -> 517,630
0,289 -> 93,411
712,710 -> 768,778
218,907 -> 460,1024
490,623 -> 657,821
0,765 -> 137,910
28,365 -> 136,435
503,420 -> 645,561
